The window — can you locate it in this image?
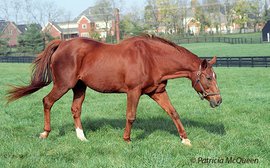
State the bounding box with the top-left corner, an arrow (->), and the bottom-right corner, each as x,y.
81,33 -> 89,38
82,24 -> 87,29
9,29 -> 13,35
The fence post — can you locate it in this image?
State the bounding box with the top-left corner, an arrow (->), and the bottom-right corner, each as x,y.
251,57 -> 254,67
239,57 -> 241,67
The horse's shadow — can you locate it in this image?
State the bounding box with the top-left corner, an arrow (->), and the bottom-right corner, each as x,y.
59,116 -> 226,139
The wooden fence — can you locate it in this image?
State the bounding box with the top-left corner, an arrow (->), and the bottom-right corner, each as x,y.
0,56 -> 270,67
172,37 -> 264,44
204,56 -> 270,67
0,56 -> 35,63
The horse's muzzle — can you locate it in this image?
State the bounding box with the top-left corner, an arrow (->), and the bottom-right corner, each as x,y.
210,98 -> 222,108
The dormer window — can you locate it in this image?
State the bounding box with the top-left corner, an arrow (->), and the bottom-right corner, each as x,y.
9,29 -> 13,35
82,24 -> 87,29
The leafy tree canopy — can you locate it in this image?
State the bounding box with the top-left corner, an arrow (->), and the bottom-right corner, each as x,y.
18,24 -> 44,54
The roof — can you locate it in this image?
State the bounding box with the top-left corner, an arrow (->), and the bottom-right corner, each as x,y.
62,28 -> 78,34
0,20 -> 8,32
50,22 -> 63,32
17,24 -> 42,33
262,20 -> 270,32
45,21 -> 79,34
16,24 -> 28,33
74,6 -> 114,22
0,21 -> 42,34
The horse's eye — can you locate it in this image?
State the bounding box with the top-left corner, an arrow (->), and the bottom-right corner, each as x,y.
206,76 -> 212,80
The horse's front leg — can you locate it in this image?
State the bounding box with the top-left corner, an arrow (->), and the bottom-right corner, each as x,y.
123,89 -> 141,142
149,90 -> 191,146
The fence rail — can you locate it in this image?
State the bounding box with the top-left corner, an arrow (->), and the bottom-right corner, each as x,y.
204,56 -> 270,67
0,56 -> 270,67
0,56 -> 35,63
172,37 -> 264,44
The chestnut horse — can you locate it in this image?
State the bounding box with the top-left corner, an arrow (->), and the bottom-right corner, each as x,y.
7,35 -> 222,146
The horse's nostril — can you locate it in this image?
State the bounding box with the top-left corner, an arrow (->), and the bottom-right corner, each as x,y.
217,98 -> 222,105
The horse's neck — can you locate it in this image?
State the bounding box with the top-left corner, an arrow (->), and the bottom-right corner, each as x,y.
160,54 -> 201,81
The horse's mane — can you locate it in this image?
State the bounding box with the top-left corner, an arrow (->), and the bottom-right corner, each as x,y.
139,34 -> 184,52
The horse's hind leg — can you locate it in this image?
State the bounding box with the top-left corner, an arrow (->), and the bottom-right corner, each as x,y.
71,81 -> 87,141
39,85 -> 69,139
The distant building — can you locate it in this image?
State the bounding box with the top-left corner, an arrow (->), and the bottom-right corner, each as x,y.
0,20 -> 41,46
262,20 -> 270,42
43,7 -> 119,40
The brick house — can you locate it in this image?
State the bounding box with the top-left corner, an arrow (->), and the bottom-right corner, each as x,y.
0,20 -> 41,46
43,7 -> 119,40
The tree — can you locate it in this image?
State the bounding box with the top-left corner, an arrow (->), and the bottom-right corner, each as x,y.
0,0 -> 10,20
0,36 -> 9,56
144,0 -> 181,34
144,0 -> 160,33
11,0 -> 23,24
159,0 -> 181,34
232,0 -> 250,33
0,0 -> 67,27
249,0 -> 262,32
18,24 -> 44,54
223,0 -> 234,33
91,0 -> 114,37
204,0 -> 222,34
178,0 -> 188,35
193,1 -> 210,34
120,12 -> 145,37
263,0 -> 270,22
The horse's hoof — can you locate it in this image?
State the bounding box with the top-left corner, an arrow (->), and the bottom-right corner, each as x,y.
123,138 -> 131,144
182,138 -> 192,146
76,128 -> 88,142
79,137 -> 89,142
39,131 -> 49,139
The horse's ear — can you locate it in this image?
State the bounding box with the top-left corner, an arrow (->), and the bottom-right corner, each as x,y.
209,56 -> 217,65
201,59 -> 208,70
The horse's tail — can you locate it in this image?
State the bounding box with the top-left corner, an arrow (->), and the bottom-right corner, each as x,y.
7,39 -> 62,103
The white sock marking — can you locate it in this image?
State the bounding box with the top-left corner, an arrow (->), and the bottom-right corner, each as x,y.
76,128 -> 88,141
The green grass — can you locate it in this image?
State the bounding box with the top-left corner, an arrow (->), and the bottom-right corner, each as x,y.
182,43 -> 270,57
0,63 -> 270,167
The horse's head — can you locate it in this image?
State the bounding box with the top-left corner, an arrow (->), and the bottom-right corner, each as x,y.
192,56 -> 222,108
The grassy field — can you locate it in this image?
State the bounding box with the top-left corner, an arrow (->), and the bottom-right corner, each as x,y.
182,43 -> 270,57
0,63 -> 269,167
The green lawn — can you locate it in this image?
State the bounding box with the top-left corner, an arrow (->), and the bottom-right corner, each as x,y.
182,43 -> 270,57
0,63 -> 269,167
